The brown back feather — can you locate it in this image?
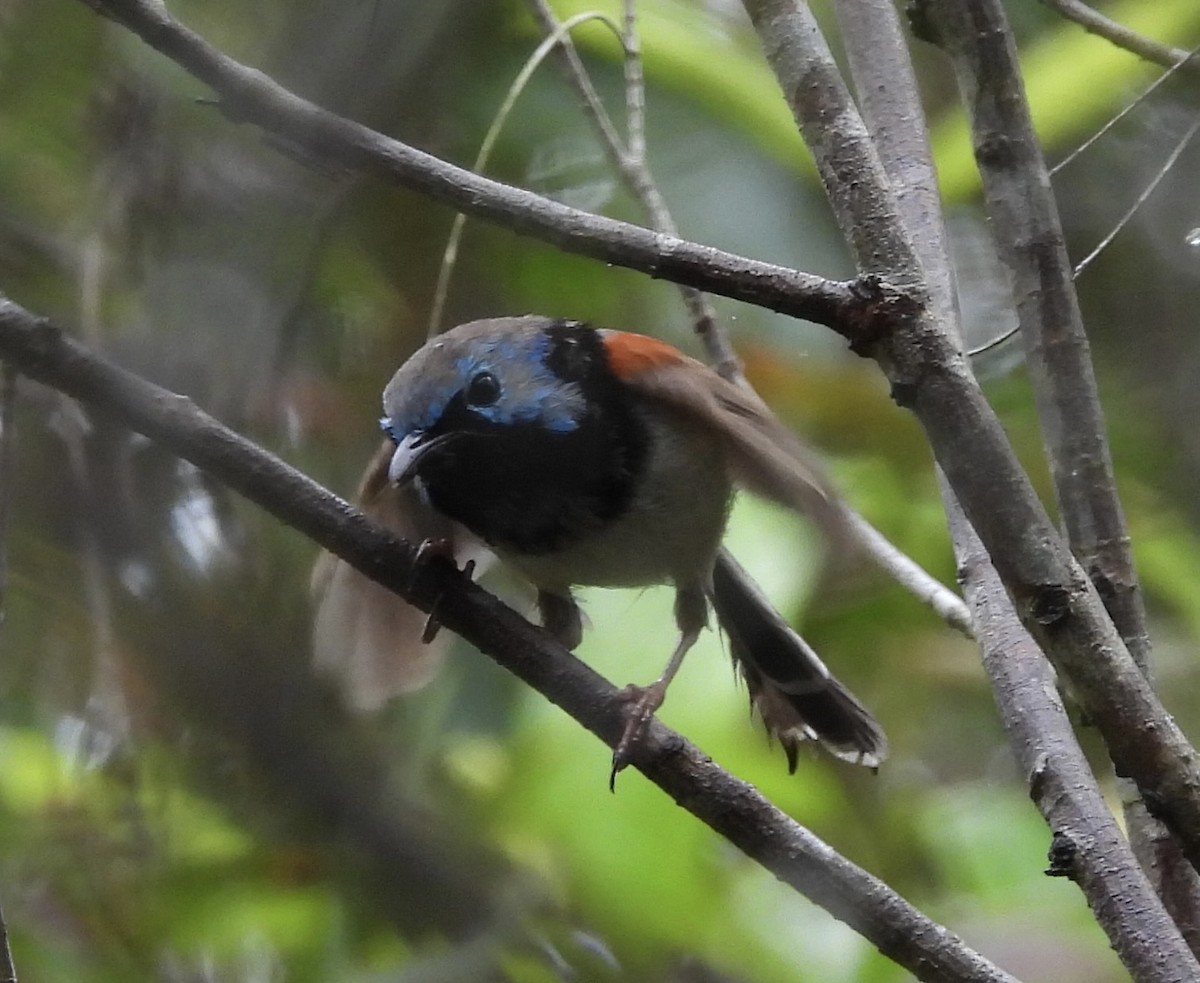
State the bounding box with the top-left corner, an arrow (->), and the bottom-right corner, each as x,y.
626,359 -> 848,537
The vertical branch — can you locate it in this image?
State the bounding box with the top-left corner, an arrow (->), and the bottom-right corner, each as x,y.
0,372 -> 16,983
947,484 -> 1200,982
0,898 -> 16,983
832,0 -> 952,309
740,0 -> 922,280
917,0 -> 1200,942
829,3 -> 1197,968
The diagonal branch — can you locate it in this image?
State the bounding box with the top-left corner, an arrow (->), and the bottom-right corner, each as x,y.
74,0 -> 888,336
919,0 -> 1200,939
1038,0 -> 1200,74
828,3 -> 1199,969
75,0 -> 1200,888
0,292 -> 1018,983
740,0 -> 1200,869
947,485 -> 1200,981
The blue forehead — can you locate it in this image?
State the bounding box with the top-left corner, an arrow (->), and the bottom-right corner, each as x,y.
382,331 -> 581,438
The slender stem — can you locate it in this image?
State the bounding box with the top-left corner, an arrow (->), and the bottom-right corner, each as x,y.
1038,0 -> 1200,74
1049,43 -> 1200,178
621,0 -> 646,166
428,10 -> 622,337
1073,119 -> 1200,278
0,898 -> 16,983
524,0 -> 740,379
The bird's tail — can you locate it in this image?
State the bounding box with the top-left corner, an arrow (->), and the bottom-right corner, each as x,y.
710,548 -> 887,771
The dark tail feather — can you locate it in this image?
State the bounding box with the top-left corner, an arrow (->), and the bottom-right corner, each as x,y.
710,548 -> 887,771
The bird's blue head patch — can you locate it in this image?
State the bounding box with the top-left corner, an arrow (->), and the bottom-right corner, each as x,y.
380,317 -> 589,443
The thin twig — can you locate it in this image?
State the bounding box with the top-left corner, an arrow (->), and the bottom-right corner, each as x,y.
0,293 -> 1018,983
843,509 -> 972,636
967,42 -> 1200,358
427,10 -> 623,337
0,898 -> 16,983
1074,118 -> 1200,278
621,0 -> 647,167
1050,42 -> 1200,177
525,0 -> 740,379
1038,0 -> 1200,74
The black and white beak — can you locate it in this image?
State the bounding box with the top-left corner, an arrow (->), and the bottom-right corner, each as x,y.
387,432 -> 436,486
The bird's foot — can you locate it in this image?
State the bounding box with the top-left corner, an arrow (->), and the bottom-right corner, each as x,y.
610,680 -> 668,790
410,539 -> 474,643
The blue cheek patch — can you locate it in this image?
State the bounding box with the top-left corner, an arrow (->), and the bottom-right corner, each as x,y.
450,346 -> 582,434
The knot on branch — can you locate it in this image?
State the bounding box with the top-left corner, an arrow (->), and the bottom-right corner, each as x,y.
842,275 -> 922,357
1045,829 -> 1078,879
975,133 -> 1018,170
1029,583 -> 1071,626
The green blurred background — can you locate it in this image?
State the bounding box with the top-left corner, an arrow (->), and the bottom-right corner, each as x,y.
1,0 -> 1199,979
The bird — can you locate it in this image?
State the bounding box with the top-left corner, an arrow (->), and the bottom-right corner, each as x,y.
318,314 -> 887,780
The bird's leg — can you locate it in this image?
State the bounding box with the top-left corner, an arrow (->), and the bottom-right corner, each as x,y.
610,583 -> 708,788
537,589 -> 583,650
410,538 -> 472,643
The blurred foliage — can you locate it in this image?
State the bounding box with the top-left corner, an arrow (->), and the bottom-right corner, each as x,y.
0,0 -> 1199,981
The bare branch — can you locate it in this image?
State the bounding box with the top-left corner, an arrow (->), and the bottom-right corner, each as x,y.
0,292 -> 1018,983
0,364 -> 14,629
0,898 -> 15,983
843,509 -> 973,637
947,485 -> 1200,982
919,0 -> 1200,927
1038,0 -> 1200,74
742,0 -> 1200,868
828,6 -> 1196,962
832,0 -> 952,310
740,0 -> 923,281
75,0 -> 880,335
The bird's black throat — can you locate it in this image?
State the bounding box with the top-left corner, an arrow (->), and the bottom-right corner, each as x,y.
413,322 -> 649,555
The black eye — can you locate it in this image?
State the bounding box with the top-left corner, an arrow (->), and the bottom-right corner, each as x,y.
465,371 -> 501,407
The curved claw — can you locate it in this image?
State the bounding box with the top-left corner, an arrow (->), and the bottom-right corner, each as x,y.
413,545 -> 477,644
609,681 -> 668,791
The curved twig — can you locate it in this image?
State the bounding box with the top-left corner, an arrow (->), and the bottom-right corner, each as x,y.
1038,0 -> 1200,74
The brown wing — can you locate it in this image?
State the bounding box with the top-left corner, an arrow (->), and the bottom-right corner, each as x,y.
622,352 -> 847,537
311,440 -> 469,709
